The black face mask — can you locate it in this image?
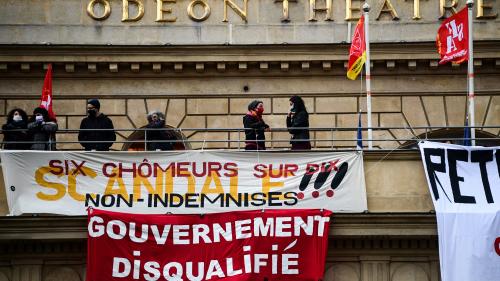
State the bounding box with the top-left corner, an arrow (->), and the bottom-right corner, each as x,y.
87,109 -> 97,117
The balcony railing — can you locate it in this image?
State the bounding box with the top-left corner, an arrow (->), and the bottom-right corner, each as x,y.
1,125 -> 499,151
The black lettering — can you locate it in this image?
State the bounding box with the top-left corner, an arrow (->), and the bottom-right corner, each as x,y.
185,193 -> 199,208
283,192 -> 298,206
448,149 -> 476,204
250,193 -> 266,207
471,150 -> 495,203
423,148 -> 446,200
268,192 -> 282,207
331,162 -> 348,189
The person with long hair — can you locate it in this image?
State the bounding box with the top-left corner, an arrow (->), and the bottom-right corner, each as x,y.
243,100 -> 270,150
2,108 -> 31,150
145,110 -> 175,151
287,96 -> 311,150
27,107 -> 58,150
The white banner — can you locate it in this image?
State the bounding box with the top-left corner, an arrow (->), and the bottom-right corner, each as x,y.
419,142 -> 500,281
0,151 -> 367,215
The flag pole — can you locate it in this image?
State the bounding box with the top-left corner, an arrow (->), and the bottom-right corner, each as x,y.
466,0 -> 475,145
362,2 -> 372,149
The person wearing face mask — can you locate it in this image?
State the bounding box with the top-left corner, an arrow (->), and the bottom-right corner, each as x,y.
243,100 -> 270,150
287,96 -> 311,150
27,107 -> 58,150
2,108 -> 31,150
145,111 -> 175,151
78,99 -> 116,151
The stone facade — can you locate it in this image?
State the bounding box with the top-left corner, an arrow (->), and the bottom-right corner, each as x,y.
0,0 -> 499,280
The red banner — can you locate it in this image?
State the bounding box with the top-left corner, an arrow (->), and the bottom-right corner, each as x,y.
436,7 -> 469,65
40,63 -> 57,121
87,209 -> 331,281
347,15 -> 366,80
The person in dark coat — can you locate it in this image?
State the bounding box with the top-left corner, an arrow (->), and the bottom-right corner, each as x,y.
27,107 -> 58,150
286,96 -> 311,150
243,100 -> 270,150
78,99 -> 116,151
2,108 -> 31,150
145,111 -> 175,151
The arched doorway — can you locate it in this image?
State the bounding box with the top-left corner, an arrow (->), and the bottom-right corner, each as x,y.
122,125 -> 190,151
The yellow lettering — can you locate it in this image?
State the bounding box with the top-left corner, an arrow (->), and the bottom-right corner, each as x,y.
35,167 -> 66,201
477,0 -> 498,19
229,176 -> 239,197
376,0 -> 400,20
345,0 -> 361,21
156,0 -> 177,22
67,167 -> 97,201
201,172 -> 225,194
187,0 -> 211,22
223,0 -> 248,22
405,0 -> 427,20
122,0 -> 145,22
133,175 -> 160,201
275,0 -> 297,22
309,0 -> 333,21
104,168 -> 128,198
87,0 -> 111,21
262,170 -> 285,199
439,0 -> 457,19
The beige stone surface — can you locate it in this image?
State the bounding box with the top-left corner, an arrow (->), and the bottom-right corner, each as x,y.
67,116 -> 85,130
365,159 -> 433,212
402,96 -> 427,136
316,97 -> 357,113
165,99 -> 186,128
52,99 -> 86,115
126,99 -> 147,128
445,96 -> 466,126
421,96 -> 446,127
6,100 -> 40,114
187,98 -> 229,115
111,116 -> 136,139
207,115 -> 243,129
309,114 -> 336,129
0,100 -> 5,115
360,96 -> 401,113
483,96 -> 500,133
380,113 -> 415,145
99,99 -> 126,116
272,97 -> 314,114
146,99 -> 170,116
179,115 -> 206,130
475,95 -> 491,128
0,169 -> 7,215
229,98 -> 272,114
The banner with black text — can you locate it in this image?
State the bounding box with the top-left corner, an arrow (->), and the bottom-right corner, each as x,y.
419,142 -> 500,281
1,151 -> 367,215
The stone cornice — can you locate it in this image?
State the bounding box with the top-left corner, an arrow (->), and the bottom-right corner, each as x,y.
0,213 -> 436,240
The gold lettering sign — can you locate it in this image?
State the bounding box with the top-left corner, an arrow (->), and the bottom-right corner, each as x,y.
376,0 -> 399,20
223,0 -> 248,22
405,0 -> 426,20
188,0 -> 211,22
156,0 -> 177,22
477,0 -> 498,19
309,0 -> 333,21
122,0 -> 145,22
87,0 -> 111,21
275,0 -> 297,22
345,0 -> 361,21
439,0 -> 457,19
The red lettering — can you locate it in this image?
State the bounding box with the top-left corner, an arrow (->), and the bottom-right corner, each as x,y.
48,160 -> 63,175
269,164 -> 284,178
495,237 -> 500,256
224,162 -> 238,177
305,163 -> 319,175
253,164 -> 266,178
176,162 -> 189,177
284,164 -> 298,177
102,163 -> 117,177
208,162 -> 222,177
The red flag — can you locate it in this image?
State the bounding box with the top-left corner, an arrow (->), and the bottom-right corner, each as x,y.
436,7 -> 468,65
40,64 -> 56,121
347,15 -> 366,80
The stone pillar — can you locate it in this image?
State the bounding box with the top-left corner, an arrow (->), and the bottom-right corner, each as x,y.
11,260 -> 42,281
360,256 -> 390,281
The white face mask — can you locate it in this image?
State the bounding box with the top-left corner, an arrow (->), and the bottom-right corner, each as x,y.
13,115 -> 22,121
35,115 -> 44,122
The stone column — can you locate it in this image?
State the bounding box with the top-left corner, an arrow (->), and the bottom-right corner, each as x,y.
360,256 -> 390,281
11,260 -> 42,281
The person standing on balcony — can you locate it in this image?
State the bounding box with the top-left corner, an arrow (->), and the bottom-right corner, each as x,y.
287,96 -> 311,150
145,111 -> 175,151
243,100 -> 270,150
2,108 -> 31,150
27,107 -> 58,150
78,99 -> 116,151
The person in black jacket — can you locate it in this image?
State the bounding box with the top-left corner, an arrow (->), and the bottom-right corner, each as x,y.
2,108 -> 31,150
78,99 -> 116,151
145,111 -> 175,151
243,100 -> 270,150
286,96 -> 311,150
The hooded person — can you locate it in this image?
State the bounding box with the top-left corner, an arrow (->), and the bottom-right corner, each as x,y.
2,108 -> 31,150
27,107 -> 58,150
287,96 -> 311,150
243,100 -> 270,150
145,110 -> 175,151
78,99 -> 116,151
